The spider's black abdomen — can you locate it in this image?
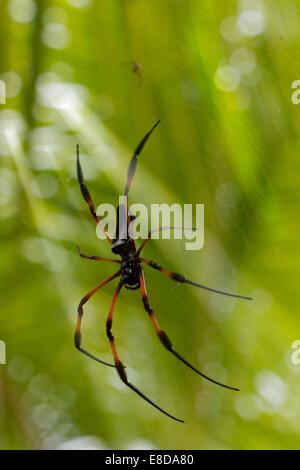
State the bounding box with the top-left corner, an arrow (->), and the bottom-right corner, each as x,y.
121,254 -> 140,287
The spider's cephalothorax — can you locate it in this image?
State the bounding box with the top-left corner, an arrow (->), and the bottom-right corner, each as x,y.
111,205 -> 140,288
75,120 -> 252,423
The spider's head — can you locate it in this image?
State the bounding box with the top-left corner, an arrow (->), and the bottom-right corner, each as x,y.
111,237 -> 132,255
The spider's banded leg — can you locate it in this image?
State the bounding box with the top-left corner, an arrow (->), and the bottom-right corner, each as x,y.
76,145 -> 112,244
124,120 -> 160,247
137,226 -> 198,256
106,281 -> 184,423
124,120 -> 160,197
75,271 -> 121,367
77,245 -> 121,263
139,258 -> 252,301
139,268 -> 239,392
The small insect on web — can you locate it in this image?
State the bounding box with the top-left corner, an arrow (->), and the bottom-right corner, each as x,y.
122,60 -> 143,88
75,121 -> 252,423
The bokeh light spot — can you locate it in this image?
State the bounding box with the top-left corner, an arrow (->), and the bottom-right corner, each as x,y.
230,47 -> 257,75
8,0 -> 37,23
42,23 -> 71,50
220,17 -> 242,43
214,66 -> 240,92
255,370 -> 288,408
8,357 -> 34,383
0,72 -> 22,98
237,10 -> 265,37
67,0 -> 91,7
31,173 -> 58,199
235,392 -> 261,421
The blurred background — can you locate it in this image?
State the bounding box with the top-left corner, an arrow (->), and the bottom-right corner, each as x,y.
0,0 -> 300,450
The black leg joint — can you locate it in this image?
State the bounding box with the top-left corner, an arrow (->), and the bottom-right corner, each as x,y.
148,260 -> 160,270
116,361 -> 128,383
171,272 -> 186,283
160,331 -> 173,350
106,319 -> 113,339
142,295 -> 152,314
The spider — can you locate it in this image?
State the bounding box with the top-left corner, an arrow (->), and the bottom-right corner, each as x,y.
75,120 -> 252,423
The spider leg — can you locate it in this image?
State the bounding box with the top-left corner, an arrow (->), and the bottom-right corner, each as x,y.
77,245 -> 121,263
139,258 -> 252,301
139,268 -> 239,391
124,120 -> 160,197
124,120 -> 160,248
137,226 -> 198,256
76,144 -> 112,244
106,280 -> 184,423
75,271 -> 121,367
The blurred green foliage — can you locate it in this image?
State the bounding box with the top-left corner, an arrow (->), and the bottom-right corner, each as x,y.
0,0 -> 300,450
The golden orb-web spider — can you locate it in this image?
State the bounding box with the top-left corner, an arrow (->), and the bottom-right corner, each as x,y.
75,120 -> 252,422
